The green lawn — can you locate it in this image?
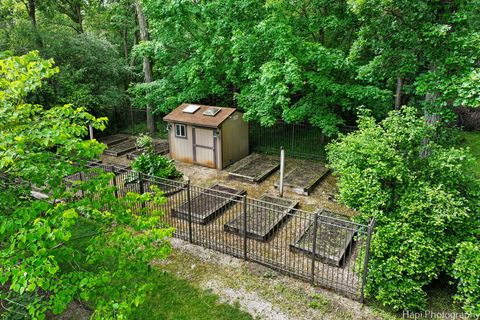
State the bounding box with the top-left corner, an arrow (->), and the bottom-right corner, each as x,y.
62,219 -> 252,320
459,131 -> 480,176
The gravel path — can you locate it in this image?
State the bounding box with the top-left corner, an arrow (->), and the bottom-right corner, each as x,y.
162,238 -> 398,320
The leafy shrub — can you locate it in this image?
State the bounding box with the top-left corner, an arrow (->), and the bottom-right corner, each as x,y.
327,107 -> 480,311
0,52 -> 173,319
131,134 -> 182,179
452,241 -> 480,315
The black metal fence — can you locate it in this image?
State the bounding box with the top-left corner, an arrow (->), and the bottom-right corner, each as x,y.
76,163 -> 375,301
91,107 -> 169,139
248,121 -> 328,161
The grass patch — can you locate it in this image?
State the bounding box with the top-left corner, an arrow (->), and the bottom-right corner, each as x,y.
129,272 -> 251,320
459,131 -> 480,176
62,219 -> 252,319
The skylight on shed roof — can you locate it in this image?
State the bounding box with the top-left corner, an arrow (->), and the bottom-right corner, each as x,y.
203,107 -> 221,117
182,104 -> 200,113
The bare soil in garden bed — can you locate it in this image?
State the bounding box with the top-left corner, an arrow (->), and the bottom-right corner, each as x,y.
96,133 -> 129,146
290,210 -> 358,267
224,195 -> 299,241
274,161 -> 330,195
103,138 -> 137,156
172,184 -> 246,224
228,154 -> 279,183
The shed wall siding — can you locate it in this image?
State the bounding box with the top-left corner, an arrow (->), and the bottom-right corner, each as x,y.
169,124 -> 194,164
220,111 -> 249,168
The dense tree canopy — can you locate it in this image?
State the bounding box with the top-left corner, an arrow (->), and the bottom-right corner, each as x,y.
1,0 -> 478,133
130,0 -> 480,134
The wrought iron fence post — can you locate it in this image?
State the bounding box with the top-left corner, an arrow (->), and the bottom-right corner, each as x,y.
139,172 -> 145,209
187,180 -> 193,244
111,165 -> 118,198
243,195 -> 248,260
360,218 -> 376,303
291,123 -> 296,157
310,212 -> 319,284
114,106 -> 118,132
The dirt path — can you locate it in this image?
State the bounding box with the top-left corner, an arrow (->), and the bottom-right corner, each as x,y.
154,238 -> 398,320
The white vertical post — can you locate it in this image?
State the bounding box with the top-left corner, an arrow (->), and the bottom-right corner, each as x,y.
279,146 -> 285,197
88,125 -> 94,140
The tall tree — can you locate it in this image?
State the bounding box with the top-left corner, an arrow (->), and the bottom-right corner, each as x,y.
134,0 -> 155,135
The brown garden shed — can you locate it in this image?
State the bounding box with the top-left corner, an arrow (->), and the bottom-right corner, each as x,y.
163,103 -> 249,169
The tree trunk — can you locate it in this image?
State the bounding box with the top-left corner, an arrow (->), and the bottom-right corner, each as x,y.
420,66 -> 440,158
56,0 -> 83,34
75,2 -> 83,33
23,0 -> 43,47
134,0 -> 155,135
394,76 -> 403,110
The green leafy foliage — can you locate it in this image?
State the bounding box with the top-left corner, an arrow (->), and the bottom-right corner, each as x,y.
131,134 -> 182,179
0,52 -> 173,319
349,0 -> 480,115
0,0 -> 133,112
132,0 -> 391,136
452,241 -> 480,315
327,107 -> 480,312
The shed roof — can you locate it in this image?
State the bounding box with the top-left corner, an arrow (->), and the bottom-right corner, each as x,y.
163,103 -> 238,128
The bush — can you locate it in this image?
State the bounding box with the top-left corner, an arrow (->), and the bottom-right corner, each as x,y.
327,107 -> 480,311
131,135 -> 182,179
452,241 -> 480,315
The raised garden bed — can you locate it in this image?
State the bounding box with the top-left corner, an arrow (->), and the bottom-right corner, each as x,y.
103,139 -> 137,157
172,184 -> 246,224
97,134 -> 129,146
274,162 -> 330,195
290,210 -> 358,267
126,140 -> 169,160
224,195 -> 298,241
228,155 -> 279,183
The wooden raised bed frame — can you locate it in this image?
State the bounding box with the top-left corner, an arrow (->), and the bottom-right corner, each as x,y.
224,195 -> 298,241
228,156 -> 279,183
97,134 -> 129,146
289,210 -> 358,267
103,139 -> 137,157
172,184 -> 246,224
274,162 -> 330,196
126,140 -> 169,160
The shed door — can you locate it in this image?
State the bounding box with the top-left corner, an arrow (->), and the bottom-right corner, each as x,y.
192,127 -> 217,168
